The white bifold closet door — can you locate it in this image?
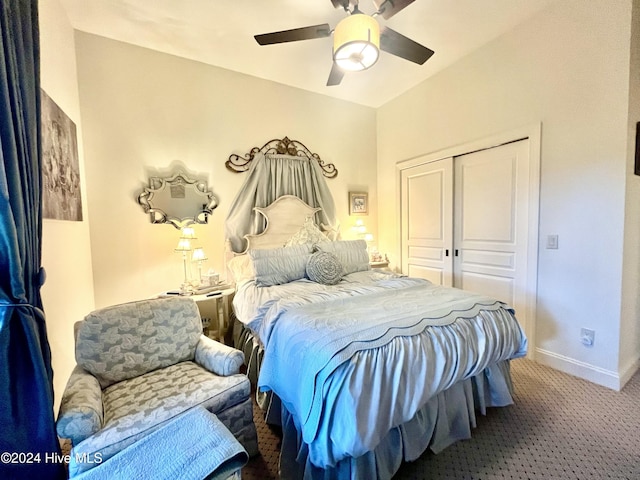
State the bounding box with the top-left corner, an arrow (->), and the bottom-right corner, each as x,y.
400,157 -> 454,286
401,139 -> 530,322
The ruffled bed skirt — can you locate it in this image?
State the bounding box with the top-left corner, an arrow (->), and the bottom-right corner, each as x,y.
233,321 -> 515,480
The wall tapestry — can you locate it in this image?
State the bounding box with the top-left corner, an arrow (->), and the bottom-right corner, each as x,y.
41,89 -> 82,221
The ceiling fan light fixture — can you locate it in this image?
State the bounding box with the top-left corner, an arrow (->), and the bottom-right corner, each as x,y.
333,14 -> 380,72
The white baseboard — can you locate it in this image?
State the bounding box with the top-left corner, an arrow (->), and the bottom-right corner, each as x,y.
533,348 -> 639,391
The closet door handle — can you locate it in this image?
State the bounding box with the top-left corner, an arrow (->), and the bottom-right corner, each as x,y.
455,249 -> 459,257
445,249 -> 449,257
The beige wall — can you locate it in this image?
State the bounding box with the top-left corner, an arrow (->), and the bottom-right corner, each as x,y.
39,0 -> 95,413
377,0 -> 637,388
74,32 -> 378,309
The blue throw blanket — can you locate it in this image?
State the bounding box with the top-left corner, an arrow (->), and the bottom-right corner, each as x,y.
72,407 -> 248,480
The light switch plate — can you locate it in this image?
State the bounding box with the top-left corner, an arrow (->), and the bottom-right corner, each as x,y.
546,234 -> 559,249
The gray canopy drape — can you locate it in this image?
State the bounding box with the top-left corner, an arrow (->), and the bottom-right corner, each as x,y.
224,152 -> 338,253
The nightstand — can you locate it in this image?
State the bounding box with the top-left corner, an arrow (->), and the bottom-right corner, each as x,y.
190,286 -> 235,344
370,261 -> 389,269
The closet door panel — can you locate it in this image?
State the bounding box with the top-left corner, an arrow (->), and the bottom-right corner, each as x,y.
453,140 -> 529,313
401,158 -> 453,286
460,271 -> 514,305
457,154 -> 516,244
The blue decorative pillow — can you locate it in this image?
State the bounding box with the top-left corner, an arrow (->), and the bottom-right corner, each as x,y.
249,244 -> 312,287
315,240 -> 370,274
306,252 -> 343,285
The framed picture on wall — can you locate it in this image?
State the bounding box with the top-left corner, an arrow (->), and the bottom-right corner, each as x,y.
41,89 -> 82,221
635,121 -> 640,176
349,192 -> 368,216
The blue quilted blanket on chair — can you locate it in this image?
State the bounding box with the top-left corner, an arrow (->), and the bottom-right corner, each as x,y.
71,406 -> 248,480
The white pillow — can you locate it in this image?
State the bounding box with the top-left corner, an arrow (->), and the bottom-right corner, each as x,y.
284,217 -> 330,247
227,254 -> 255,285
315,240 -> 370,275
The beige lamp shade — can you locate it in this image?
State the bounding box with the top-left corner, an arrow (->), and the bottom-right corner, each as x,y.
333,14 -> 380,71
191,247 -> 208,262
180,226 -> 197,239
174,238 -> 192,252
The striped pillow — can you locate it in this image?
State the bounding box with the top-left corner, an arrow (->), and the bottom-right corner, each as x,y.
314,240 -> 370,274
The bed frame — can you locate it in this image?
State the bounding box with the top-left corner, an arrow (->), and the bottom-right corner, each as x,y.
228,195 -> 519,480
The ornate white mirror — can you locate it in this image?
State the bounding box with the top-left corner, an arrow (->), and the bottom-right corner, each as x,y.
137,171 -> 218,229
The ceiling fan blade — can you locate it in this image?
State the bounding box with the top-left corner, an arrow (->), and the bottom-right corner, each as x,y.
330,0 -> 349,9
373,0 -> 415,20
327,63 -> 345,86
255,24 -> 331,45
380,27 -> 434,65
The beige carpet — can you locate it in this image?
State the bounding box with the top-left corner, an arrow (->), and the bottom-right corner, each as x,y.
242,358 -> 640,479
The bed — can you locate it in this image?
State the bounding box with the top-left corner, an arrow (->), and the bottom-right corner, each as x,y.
227,195 -> 527,480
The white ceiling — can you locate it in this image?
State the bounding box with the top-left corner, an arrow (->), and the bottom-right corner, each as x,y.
59,0 -> 555,108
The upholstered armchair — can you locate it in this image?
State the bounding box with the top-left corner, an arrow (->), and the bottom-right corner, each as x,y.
56,297 -> 258,477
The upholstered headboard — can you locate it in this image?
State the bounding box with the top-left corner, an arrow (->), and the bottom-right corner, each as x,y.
244,195 -> 322,250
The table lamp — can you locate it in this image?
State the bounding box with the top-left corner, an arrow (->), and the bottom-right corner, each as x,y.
175,227 -> 196,294
191,247 -> 208,287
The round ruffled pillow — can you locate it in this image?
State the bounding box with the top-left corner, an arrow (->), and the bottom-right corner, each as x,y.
306,251 -> 343,285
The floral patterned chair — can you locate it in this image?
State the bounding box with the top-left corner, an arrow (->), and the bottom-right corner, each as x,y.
56,297 -> 258,477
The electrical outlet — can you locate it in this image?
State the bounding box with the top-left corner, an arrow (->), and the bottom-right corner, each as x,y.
580,328 -> 595,347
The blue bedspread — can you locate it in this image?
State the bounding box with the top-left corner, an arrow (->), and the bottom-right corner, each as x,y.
236,272 -> 527,468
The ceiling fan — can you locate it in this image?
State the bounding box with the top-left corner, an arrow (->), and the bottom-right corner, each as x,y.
254,0 -> 434,86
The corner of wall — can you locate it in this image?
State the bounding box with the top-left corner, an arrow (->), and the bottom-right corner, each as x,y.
39,0 -> 96,415
620,0 -> 640,378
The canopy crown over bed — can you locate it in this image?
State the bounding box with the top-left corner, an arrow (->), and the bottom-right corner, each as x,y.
224,137 -> 339,254
225,136 -> 338,179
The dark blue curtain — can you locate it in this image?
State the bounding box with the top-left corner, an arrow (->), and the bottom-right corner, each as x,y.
0,1 -> 64,478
